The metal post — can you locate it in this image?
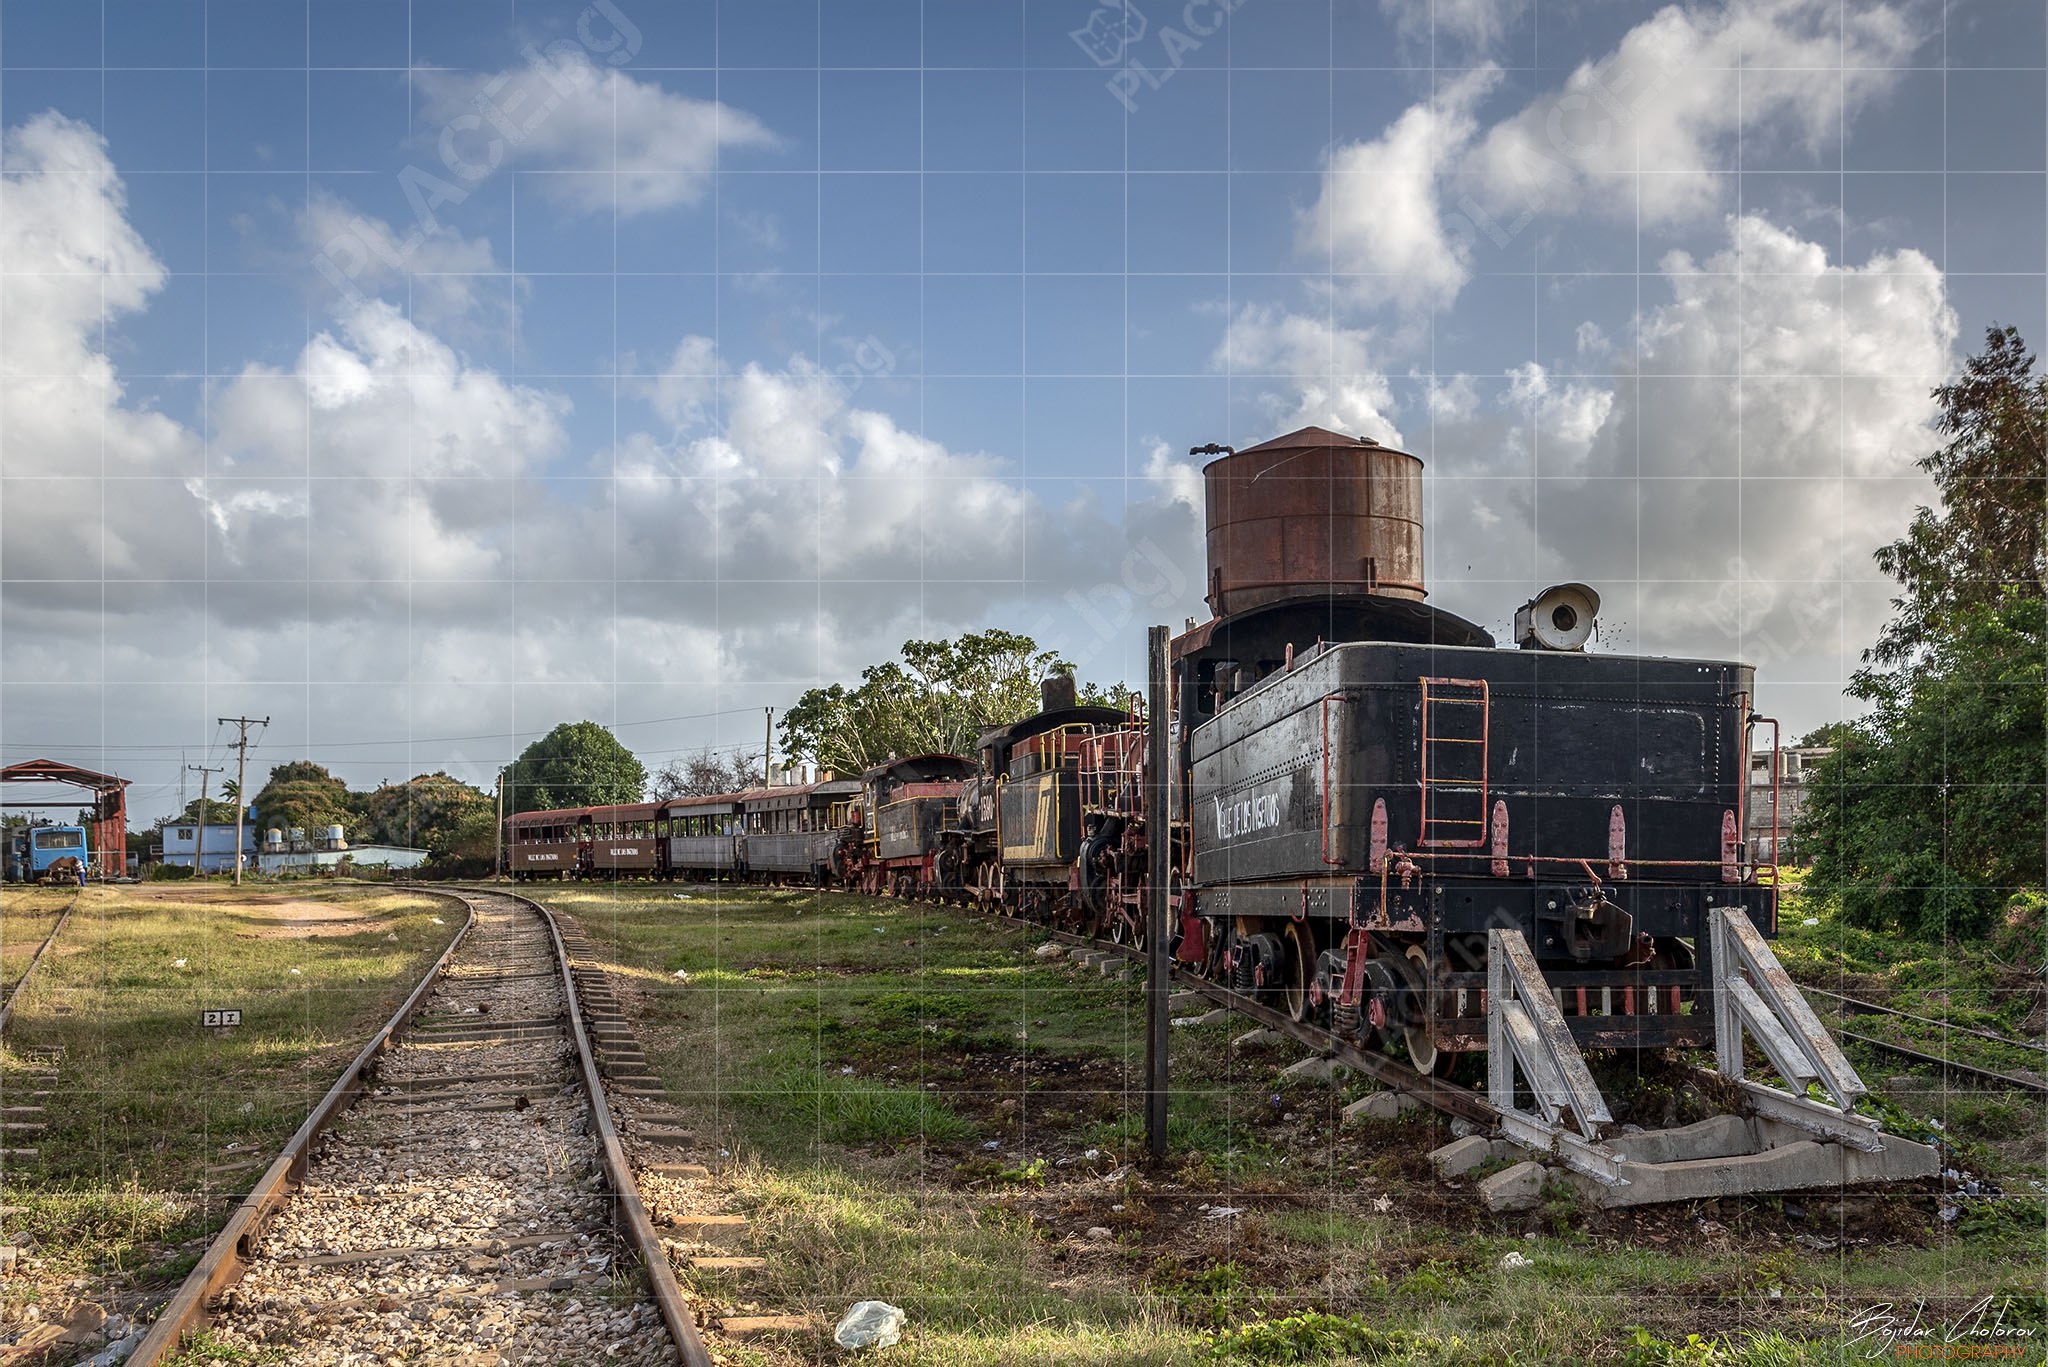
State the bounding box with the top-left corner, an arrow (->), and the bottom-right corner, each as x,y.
494,767 -> 506,879
1144,625 -> 1171,1163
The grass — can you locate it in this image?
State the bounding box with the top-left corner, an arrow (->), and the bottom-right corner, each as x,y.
1,881 -> 463,1191
1,886 -> 74,996
529,881 -> 2047,1366
0,881 -> 462,1361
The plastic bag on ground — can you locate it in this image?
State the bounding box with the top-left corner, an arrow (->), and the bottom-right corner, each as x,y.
834,1300 -> 907,1350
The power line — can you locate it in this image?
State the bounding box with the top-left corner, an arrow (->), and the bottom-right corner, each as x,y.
0,704 -> 770,756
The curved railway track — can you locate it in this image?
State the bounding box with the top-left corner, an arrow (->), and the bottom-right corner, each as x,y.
129,888 -> 710,1367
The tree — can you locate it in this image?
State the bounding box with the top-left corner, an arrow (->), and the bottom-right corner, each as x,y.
1795,722 -> 1856,750
1872,324 -> 2048,665
504,722 -> 648,814
779,629 -> 1133,774
252,760 -> 357,838
1796,594 -> 2044,939
1797,327 -> 2048,939
158,798 -> 238,829
652,747 -> 764,800
357,772 -> 494,855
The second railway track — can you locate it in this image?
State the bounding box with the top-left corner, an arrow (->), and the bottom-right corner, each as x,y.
130,888 -> 709,1367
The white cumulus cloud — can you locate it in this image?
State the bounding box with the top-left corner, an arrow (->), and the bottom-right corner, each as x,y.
417,47 -> 776,217
1300,66 -> 1499,311
1213,306 -> 1405,444
1462,0 -> 1919,228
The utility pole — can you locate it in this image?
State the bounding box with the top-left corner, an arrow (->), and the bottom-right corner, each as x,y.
217,716 -> 269,886
187,764 -> 223,878
494,766 -> 507,880
1144,624 -> 1171,1164
764,707 -> 774,787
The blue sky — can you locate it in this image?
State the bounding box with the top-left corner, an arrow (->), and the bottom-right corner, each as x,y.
0,0 -> 2038,819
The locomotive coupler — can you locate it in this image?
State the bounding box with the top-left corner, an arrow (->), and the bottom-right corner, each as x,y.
1538,885 -> 1635,962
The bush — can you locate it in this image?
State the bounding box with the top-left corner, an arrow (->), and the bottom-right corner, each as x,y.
146,862 -> 193,881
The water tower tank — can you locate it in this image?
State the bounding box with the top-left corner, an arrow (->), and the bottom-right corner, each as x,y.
1202,426 -> 1425,616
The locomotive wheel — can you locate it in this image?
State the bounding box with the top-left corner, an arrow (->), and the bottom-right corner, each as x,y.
1401,944 -> 1441,1074
1282,919 -> 1316,1022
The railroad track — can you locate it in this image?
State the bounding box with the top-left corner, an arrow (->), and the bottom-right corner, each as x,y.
1799,986 -> 2047,1097
980,910 -> 1494,1123
128,888 -> 711,1367
0,890 -> 78,1038
986,909 -> 2046,1137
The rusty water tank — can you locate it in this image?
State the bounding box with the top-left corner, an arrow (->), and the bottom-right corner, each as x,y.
1202,425 -> 1426,616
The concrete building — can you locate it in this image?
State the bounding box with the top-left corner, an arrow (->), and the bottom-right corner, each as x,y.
1748,746 -> 1833,864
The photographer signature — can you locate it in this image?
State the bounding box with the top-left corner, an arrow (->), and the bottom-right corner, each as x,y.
1848,1298 -> 2038,1357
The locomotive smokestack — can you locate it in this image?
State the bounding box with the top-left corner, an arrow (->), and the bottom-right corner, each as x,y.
1040,673 -> 1078,714
1200,425 -> 1425,618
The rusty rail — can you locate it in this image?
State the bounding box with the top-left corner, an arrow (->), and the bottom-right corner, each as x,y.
127,890 -> 478,1367
0,891 -> 79,1037
506,888 -> 714,1367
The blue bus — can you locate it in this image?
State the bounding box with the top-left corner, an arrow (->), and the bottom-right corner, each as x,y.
3,825 -> 89,883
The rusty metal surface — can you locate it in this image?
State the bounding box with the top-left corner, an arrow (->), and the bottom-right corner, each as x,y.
127,892 -> 480,1367
1202,426 -> 1426,614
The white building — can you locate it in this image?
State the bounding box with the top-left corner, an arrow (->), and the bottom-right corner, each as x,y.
1747,746 -> 1833,863
254,825 -> 430,875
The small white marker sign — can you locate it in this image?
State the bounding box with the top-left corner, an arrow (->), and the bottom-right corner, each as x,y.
202,1009 -> 243,1028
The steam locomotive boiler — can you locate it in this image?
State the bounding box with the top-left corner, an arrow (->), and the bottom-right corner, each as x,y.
1168,427 -> 1775,1075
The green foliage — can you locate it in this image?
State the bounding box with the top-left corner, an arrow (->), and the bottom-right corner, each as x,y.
1991,892 -> 2047,973
1205,1312 -> 1425,1363
1806,327 -> 2048,937
1795,721 -> 1856,749
504,720 -> 648,814
1151,1259 -> 1257,1329
1797,594 -> 2044,939
356,771 -> 493,856
779,628 -> 1130,773
1873,324 -> 2048,666
1618,1326 -> 1727,1366
160,797 -> 238,829
1536,1176 -> 1585,1236
145,861 -> 193,881
250,760 -> 357,837
161,1328 -> 293,1366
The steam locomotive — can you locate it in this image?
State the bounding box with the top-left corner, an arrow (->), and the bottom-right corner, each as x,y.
503,426 -> 1780,1074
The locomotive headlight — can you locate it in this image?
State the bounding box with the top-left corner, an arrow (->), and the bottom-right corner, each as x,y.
1514,582 -> 1601,651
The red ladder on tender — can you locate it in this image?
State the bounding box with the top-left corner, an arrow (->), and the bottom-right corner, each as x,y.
1419,677 -> 1490,848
